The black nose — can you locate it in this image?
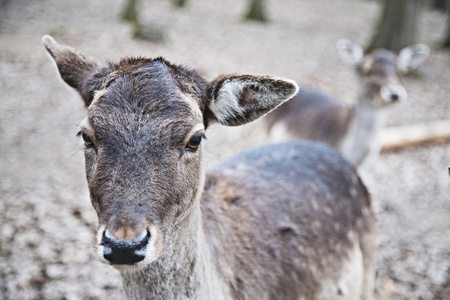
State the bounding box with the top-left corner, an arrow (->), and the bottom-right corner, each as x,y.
101,229 -> 150,265
390,93 -> 399,101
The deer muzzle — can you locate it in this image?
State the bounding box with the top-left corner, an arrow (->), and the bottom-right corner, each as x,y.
380,84 -> 407,103
101,228 -> 150,265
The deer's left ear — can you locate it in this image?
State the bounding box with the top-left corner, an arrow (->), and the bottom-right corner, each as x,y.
206,75 -> 299,126
398,44 -> 430,73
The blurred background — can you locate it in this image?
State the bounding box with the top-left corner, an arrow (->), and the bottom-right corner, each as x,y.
0,0 -> 449,299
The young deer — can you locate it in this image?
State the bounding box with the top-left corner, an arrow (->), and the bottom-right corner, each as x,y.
43,35 -> 378,300
264,40 -> 429,173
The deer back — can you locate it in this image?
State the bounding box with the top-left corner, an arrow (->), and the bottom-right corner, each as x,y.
201,141 -> 376,299
265,87 -> 353,147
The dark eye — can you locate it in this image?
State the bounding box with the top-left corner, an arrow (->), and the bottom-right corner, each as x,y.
77,132 -> 95,149
186,135 -> 203,151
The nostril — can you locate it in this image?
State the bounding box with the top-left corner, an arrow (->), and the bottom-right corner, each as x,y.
101,229 -> 151,265
390,93 -> 399,101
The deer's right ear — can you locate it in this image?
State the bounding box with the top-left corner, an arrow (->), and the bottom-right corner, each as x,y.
42,35 -> 99,106
336,39 -> 364,65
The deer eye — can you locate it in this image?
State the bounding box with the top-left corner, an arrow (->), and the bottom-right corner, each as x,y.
179,130 -> 206,158
77,132 -> 96,149
186,135 -> 203,151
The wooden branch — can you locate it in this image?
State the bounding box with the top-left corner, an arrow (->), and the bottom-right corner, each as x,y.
380,119 -> 450,151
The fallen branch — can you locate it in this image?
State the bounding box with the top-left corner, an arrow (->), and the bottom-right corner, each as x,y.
380,119 -> 450,152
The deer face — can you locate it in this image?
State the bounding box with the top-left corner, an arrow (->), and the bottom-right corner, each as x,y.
336,40 -> 429,109
43,36 -> 298,270
357,49 -> 407,108
78,61 -> 207,268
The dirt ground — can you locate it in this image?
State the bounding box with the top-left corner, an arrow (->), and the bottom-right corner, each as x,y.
0,0 -> 449,299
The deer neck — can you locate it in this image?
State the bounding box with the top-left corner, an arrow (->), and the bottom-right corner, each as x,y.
340,97 -> 390,167
120,191 -> 229,299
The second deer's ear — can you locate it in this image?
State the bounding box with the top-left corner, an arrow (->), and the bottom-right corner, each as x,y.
336,39 -> 364,66
206,75 -> 298,126
42,35 -> 100,106
398,44 -> 430,74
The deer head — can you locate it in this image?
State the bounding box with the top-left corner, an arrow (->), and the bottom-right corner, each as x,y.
336,39 -> 429,108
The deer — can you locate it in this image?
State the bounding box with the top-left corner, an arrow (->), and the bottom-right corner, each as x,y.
263,40 -> 430,174
43,35 -> 378,300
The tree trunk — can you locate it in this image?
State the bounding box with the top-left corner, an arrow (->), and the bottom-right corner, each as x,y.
368,0 -> 423,53
432,0 -> 447,10
443,20 -> 450,48
121,0 -> 140,23
120,0 -> 166,43
172,0 -> 188,8
244,0 -> 268,22
438,0 -> 450,48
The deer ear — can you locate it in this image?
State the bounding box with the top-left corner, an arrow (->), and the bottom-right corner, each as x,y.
206,75 -> 298,126
397,44 -> 430,73
336,39 -> 364,65
42,35 -> 99,106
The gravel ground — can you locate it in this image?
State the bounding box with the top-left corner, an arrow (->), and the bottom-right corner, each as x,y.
0,0 -> 449,299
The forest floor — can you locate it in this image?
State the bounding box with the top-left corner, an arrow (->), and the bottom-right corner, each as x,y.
0,0 -> 449,299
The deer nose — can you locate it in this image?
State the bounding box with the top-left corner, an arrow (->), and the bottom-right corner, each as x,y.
101,228 -> 150,265
390,92 -> 400,102
381,84 -> 407,103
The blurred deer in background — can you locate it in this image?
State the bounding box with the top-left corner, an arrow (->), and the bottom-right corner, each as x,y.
264,40 -> 429,173
43,35 -> 378,300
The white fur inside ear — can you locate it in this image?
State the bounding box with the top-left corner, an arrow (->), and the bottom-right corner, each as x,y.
336,39 -> 364,65
209,76 -> 298,126
398,44 -> 430,73
209,79 -> 247,125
